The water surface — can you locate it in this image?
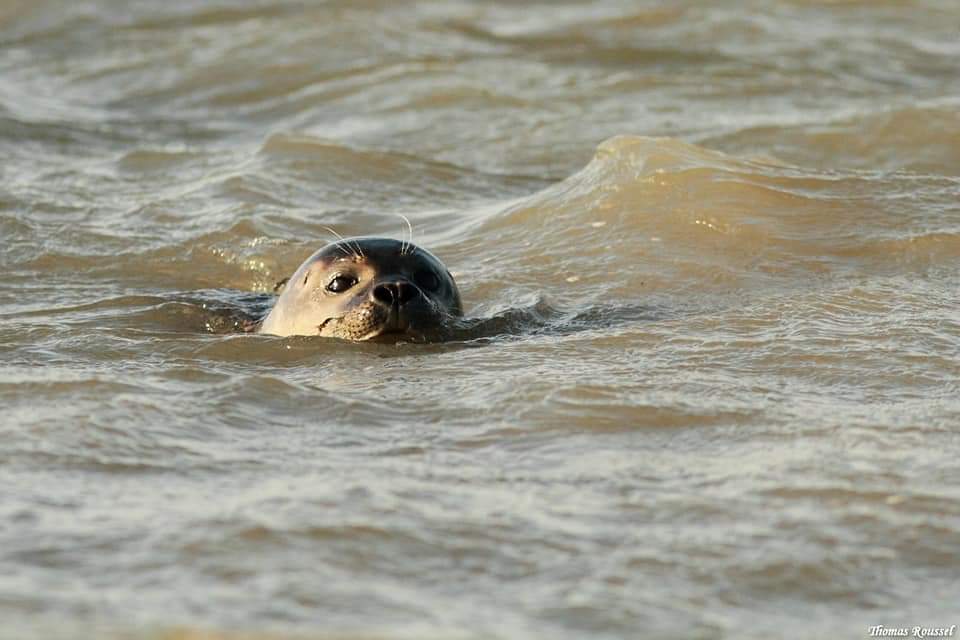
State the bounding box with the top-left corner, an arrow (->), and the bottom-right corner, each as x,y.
2,1 -> 959,638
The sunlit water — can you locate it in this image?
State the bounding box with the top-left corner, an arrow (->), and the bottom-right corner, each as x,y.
2,1 -> 959,639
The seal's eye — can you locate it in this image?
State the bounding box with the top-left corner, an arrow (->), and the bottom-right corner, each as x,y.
414,270 -> 440,292
326,274 -> 357,293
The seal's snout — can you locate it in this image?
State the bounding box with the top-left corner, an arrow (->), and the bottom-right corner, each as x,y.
372,280 -> 421,307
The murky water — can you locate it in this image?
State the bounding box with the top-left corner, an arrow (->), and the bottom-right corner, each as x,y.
2,1 -> 960,638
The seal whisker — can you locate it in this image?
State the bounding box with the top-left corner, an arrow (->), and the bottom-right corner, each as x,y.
322,226 -> 358,259
396,213 -> 414,255
351,237 -> 365,259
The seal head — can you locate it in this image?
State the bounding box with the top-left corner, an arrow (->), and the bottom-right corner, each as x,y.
258,237 -> 462,340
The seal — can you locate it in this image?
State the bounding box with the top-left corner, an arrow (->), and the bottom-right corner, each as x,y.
258,237 -> 462,340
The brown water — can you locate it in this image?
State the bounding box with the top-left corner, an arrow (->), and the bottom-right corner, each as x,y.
2,1 -> 960,638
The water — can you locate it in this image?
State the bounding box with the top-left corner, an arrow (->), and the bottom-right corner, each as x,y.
2,1 -> 959,638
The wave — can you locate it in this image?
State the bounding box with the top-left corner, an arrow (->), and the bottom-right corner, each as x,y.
438,136 -> 960,307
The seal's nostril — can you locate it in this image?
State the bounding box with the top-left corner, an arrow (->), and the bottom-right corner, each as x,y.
396,282 -> 420,305
373,284 -> 395,305
373,282 -> 419,306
